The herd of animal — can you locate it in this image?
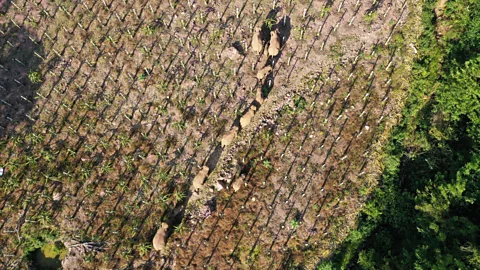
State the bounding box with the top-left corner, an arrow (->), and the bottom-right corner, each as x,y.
153,23 -> 285,252
221,26 -> 282,147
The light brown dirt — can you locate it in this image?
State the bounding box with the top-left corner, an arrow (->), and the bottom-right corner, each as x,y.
0,0 -> 422,269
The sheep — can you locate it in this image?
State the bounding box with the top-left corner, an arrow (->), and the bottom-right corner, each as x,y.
221,126 -> 239,147
191,166 -> 209,191
152,222 -> 169,251
268,30 -> 281,57
251,27 -> 263,55
240,105 -> 257,129
256,65 -> 272,80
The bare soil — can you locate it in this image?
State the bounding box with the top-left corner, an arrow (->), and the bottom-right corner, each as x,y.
0,0 -> 421,269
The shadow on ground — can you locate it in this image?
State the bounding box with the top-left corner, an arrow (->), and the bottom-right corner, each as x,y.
0,1 -> 45,138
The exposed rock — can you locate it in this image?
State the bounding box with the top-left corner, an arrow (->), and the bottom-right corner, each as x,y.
215,180 -> 227,191
200,197 -> 217,218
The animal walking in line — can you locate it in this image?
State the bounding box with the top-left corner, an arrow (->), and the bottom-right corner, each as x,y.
191,166 -> 209,192
240,105 -> 258,128
256,88 -> 265,104
268,30 -> 281,57
221,126 -> 239,147
232,174 -> 246,192
153,222 -> 169,252
256,65 -> 272,80
251,27 -> 263,55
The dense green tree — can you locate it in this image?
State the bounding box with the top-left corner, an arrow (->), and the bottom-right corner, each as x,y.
437,57 -> 480,141
329,1 -> 480,269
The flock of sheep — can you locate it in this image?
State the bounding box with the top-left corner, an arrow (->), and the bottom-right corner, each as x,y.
152,21 -> 285,253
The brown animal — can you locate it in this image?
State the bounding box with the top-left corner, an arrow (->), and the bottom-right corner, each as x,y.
240,105 -> 257,128
256,65 -> 272,80
152,222 -> 169,251
268,30 -> 281,57
255,88 -> 265,104
221,126 -> 239,147
232,174 -> 246,192
251,27 -> 263,55
192,166 -> 209,191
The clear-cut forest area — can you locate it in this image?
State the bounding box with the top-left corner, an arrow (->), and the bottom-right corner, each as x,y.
0,0 -> 478,269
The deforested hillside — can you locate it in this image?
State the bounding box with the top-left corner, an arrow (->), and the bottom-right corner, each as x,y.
0,0 -> 427,269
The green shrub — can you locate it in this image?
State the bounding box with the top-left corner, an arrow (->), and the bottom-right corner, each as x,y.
28,70 -> 42,84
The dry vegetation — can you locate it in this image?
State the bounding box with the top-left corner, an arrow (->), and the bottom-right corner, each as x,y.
0,0 -> 421,269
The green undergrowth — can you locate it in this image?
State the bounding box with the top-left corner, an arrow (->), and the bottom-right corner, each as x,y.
325,0 -> 480,269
